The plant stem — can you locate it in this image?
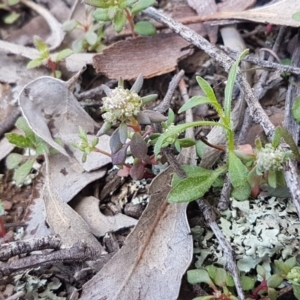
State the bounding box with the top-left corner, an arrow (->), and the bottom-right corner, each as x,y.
124,8 -> 136,38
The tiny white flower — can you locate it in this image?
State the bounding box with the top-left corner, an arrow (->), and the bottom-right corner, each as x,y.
102,87 -> 142,124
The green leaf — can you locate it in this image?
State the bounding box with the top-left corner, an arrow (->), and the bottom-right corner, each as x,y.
224,49 -> 249,120
72,38 -> 84,53
3,11 -> 20,24
54,70 -> 62,78
256,265 -> 266,279
131,0 -> 155,14
284,257 -> 297,270
6,153 -> 24,170
27,58 -> 46,69
35,141 -> 49,155
268,287 -> 278,300
130,74 -> 143,93
13,158 -> 35,186
168,165 -> 227,203
83,0 -> 110,8
62,19 -> 78,32
267,274 -> 284,288
55,48 -> 73,62
272,126 -> 300,159
134,21 -> 156,36
172,165 -> 213,187
85,31 -> 98,46
241,276 -> 255,291
154,120 -> 228,157
5,133 -> 32,148
214,267 -> 227,287
141,94 -> 157,104
292,96 -> 300,122
228,151 -> 249,188
292,12 -> 300,22
33,36 -> 49,57
177,138 -> 196,148
113,9 -> 126,33
205,265 -> 217,281
292,282 -> 300,300
166,108 -> 175,126
274,259 -> 291,275
187,269 -> 215,288
196,76 -> 223,116
231,181 -> 251,201
93,7 -> 111,21
16,117 -> 35,141
267,170 -> 277,188
8,0 -> 19,5
178,96 -> 211,114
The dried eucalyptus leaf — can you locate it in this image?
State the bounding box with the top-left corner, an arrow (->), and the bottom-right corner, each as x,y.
18,77 -> 106,171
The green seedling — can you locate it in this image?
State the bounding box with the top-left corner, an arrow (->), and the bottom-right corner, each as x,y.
0,0 -> 21,24
62,6 -> 106,53
84,0 -> 156,37
187,265 -> 255,300
5,117 -> 56,186
27,36 -> 73,78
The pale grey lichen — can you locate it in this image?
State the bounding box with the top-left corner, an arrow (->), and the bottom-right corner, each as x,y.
256,144 -> 287,173
195,197 -> 300,277
102,87 -> 142,124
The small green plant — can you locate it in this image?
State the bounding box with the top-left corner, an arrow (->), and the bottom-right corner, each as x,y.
27,36 -> 73,78
188,258 -> 300,300
187,265 -> 255,300
0,0 -> 21,24
152,49 -> 299,203
5,117 -> 55,186
76,74 -> 169,179
84,0 -> 157,37
62,6 -> 106,53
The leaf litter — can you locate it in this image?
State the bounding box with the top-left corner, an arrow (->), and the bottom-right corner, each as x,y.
2,0 -> 300,299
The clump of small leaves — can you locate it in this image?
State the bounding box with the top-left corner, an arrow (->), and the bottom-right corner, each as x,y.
76,74 -> 169,179
187,265 -> 255,300
5,117 -> 55,186
62,6 -> 105,53
27,36 -> 73,78
84,0 -> 157,37
0,0 -> 21,24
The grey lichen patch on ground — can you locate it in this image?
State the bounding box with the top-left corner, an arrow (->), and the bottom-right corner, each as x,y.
195,197 -> 300,275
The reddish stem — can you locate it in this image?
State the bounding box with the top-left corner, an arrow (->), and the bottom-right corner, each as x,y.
249,280 -> 268,299
124,8 -> 136,38
47,59 -> 57,78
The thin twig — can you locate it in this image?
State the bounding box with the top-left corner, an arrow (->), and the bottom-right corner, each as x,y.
0,242 -> 103,278
223,46 -> 300,76
0,234 -> 61,261
154,70 -> 185,114
197,200 -> 245,300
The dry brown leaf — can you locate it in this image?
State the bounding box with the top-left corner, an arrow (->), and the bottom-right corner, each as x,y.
23,181 -> 52,240
72,196 -> 137,237
43,153 -> 104,251
217,0 -> 256,12
93,32 -> 193,80
80,167 -> 193,300
18,77 -> 111,172
48,154 -> 107,203
210,0 -> 300,27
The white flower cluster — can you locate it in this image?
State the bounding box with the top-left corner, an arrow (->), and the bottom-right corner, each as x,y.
102,87 -> 142,124
256,143 -> 286,173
